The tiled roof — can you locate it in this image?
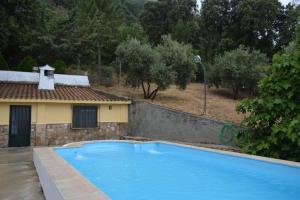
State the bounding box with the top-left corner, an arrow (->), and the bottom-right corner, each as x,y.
0,82 -> 128,102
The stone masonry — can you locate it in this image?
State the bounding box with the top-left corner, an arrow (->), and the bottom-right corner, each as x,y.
129,101 -> 229,145
0,125 -> 9,148
0,123 -> 128,147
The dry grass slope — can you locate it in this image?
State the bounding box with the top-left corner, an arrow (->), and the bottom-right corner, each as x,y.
94,83 -> 244,124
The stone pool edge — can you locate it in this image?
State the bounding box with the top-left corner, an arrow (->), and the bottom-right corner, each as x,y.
33,147 -> 110,200
62,140 -> 300,168
159,141 -> 300,168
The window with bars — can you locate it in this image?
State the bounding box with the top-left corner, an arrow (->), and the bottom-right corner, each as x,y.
72,106 -> 97,128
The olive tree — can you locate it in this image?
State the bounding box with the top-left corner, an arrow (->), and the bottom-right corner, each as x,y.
156,35 -> 196,90
116,39 -> 164,99
210,46 -> 267,99
115,36 -> 195,100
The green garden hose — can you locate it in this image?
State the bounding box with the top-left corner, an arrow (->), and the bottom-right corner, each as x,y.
219,124 -> 238,145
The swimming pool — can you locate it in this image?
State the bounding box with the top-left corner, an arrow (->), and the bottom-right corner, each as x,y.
55,141 -> 300,200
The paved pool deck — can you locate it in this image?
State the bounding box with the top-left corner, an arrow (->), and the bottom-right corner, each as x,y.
0,147 -> 45,200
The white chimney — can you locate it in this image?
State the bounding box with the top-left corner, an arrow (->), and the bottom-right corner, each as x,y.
38,64 -> 55,90
32,66 -> 39,72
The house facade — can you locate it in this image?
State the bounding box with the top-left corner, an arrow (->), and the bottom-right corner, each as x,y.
0,65 -> 130,147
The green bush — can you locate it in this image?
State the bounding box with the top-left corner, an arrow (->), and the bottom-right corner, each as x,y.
236,26 -> 300,161
53,59 -> 67,74
0,53 -> 8,70
17,56 -> 37,72
210,46 -> 267,99
99,65 -> 114,87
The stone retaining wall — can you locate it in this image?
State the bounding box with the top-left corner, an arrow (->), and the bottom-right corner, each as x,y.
129,101 -> 230,145
0,123 -> 128,147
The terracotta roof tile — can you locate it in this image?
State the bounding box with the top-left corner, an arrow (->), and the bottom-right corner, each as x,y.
0,82 -> 128,102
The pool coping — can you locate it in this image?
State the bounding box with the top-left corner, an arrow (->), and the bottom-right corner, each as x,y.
62,140 -> 300,168
33,147 -> 110,200
34,140 -> 300,200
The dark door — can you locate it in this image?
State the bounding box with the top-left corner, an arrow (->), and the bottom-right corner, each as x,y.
9,106 -> 31,147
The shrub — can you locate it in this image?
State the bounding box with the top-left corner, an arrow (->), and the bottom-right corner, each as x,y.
236,26 -> 300,161
99,65 -> 114,87
17,56 -> 37,72
53,59 -> 67,74
0,53 -> 8,70
210,46 -> 267,99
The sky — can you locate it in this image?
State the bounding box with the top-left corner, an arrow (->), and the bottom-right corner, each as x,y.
280,0 -> 294,5
197,0 -> 297,7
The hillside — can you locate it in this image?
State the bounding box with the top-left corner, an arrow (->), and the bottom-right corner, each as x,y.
94,83 -> 244,124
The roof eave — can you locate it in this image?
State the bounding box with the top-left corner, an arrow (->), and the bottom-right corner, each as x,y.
0,98 -> 131,104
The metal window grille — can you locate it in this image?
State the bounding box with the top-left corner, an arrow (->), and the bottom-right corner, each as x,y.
72,106 -> 97,128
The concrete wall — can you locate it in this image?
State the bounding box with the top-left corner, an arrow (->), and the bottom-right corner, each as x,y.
129,101 -> 227,145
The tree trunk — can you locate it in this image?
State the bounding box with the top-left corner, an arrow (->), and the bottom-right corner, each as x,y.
150,88 -> 159,100
97,42 -> 102,79
76,56 -> 81,74
233,85 -> 239,100
147,81 -> 150,96
142,82 -> 147,99
141,82 -> 160,100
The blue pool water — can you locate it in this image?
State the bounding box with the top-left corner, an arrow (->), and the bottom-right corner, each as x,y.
55,142 -> 300,200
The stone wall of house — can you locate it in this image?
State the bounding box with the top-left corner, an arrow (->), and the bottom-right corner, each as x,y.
0,123 -> 128,147
0,125 -> 9,148
34,122 -> 128,146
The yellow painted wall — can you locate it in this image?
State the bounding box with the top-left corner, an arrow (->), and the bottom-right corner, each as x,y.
37,103 -> 72,124
0,102 -> 128,125
0,102 -> 38,125
99,104 -> 128,123
0,103 -> 9,125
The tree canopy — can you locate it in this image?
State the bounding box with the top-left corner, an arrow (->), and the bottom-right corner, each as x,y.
156,35 -> 196,90
210,46 -> 267,99
17,55 -> 38,72
140,0 -> 197,44
116,36 -> 195,99
53,59 -> 67,74
0,53 -> 8,70
198,0 -> 299,62
0,0 -> 298,71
